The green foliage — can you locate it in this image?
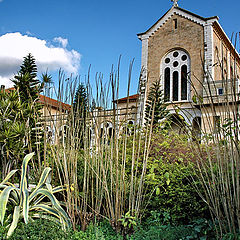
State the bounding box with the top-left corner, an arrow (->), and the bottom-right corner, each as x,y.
0,89 -> 27,168
72,221 -> 123,240
0,153 -> 71,238
145,79 -> 168,126
9,218 -> 70,240
119,211 -> 137,229
73,83 -> 88,115
143,132 -> 209,224
129,213 -> 215,240
12,53 -> 40,103
72,83 -> 88,148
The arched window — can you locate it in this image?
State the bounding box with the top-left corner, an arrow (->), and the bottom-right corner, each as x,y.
162,49 -> 190,102
99,122 -> 114,140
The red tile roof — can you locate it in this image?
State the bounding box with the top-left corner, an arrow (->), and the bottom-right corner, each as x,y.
6,87 -> 71,111
39,95 -> 71,111
114,94 -> 139,103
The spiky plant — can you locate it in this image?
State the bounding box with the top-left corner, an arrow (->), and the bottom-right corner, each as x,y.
0,153 -> 71,238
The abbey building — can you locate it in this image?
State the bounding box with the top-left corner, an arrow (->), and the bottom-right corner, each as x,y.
136,1 -> 240,133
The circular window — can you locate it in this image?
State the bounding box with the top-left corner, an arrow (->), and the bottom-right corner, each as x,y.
173,51 -> 179,57
182,55 -> 187,61
165,58 -> 170,64
173,61 -> 179,67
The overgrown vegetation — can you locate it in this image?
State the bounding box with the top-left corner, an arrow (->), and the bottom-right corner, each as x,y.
1,51 -> 240,239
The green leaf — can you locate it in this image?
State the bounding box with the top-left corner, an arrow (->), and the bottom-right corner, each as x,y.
156,187 -> 160,195
32,189 -> 71,228
29,167 -> 51,202
7,206 -> 20,238
20,153 -> 34,200
30,204 -> 61,219
0,186 -> 15,225
22,186 -> 29,224
0,170 -> 18,185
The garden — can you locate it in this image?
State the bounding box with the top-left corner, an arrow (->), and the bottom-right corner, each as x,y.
0,54 -> 239,239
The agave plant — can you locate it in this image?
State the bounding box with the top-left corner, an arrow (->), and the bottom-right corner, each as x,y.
0,152 -> 71,238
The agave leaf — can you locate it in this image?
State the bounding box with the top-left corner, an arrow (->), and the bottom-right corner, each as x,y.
7,206 -> 20,238
32,186 -> 66,206
0,186 -> 15,225
31,213 -> 61,225
29,167 -> 51,201
0,170 -> 18,185
22,186 -> 29,224
20,153 -> 34,196
33,189 -> 71,228
45,183 -> 52,192
52,186 -> 66,193
30,204 -> 61,219
20,153 -> 34,206
8,197 -> 18,206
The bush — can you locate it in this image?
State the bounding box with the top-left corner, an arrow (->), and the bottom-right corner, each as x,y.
72,221 -> 123,240
129,214 -> 216,240
9,218 -> 70,240
143,132 -> 209,224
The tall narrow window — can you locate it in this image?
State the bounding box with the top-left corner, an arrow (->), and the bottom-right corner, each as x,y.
164,68 -> 170,101
173,19 -> 178,30
181,65 -> 188,100
173,71 -> 179,101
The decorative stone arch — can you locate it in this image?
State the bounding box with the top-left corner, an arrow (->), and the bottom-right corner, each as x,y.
120,119 -> 135,136
161,48 -> 191,102
99,121 -> 114,139
192,117 -> 201,141
168,113 -> 187,134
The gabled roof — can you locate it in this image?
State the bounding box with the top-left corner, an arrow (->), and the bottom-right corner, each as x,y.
6,87 -> 71,111
114,94 -> 139,104
39,95 -> 71,111
137,6 -> 218,40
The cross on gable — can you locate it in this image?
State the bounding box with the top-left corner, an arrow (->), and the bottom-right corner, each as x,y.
171,0 -> 179,7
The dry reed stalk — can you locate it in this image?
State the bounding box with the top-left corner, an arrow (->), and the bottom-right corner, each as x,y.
39,65 -> 153,232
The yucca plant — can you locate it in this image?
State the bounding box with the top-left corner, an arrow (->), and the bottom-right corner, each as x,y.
0,152 -> 71,238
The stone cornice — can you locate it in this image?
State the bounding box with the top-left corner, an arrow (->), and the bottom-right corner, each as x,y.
137,6 -> 218,40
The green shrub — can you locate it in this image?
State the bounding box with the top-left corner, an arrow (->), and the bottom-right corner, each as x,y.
129,214 -> 216,240
9,218 -> 70,240
143,132 -> 209,224
128,224 -> 193,240
72,221 -> 123,240
0,225 -> 7,240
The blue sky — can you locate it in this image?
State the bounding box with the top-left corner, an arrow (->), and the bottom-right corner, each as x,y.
0,0 -> 240,99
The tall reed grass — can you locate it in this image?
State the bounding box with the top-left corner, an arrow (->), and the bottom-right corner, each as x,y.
40,66 -> 154,232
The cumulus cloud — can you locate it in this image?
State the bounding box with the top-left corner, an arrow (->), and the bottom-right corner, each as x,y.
0,32 -> 81,88
53,37 -> 68,48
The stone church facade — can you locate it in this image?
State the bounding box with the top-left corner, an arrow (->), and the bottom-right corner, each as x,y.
137,1 -> 240,134
37,1 -> 240,141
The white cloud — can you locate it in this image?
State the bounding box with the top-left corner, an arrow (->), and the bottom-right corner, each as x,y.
53,37 -> 68,48
0,32 -> 81,88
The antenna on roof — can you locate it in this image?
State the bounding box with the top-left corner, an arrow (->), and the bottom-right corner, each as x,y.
171,0 -> 179,7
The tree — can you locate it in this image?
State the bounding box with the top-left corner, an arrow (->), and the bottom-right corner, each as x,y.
145,79 -> 169,126
10,54 -> 50,172
0,89 -> 27,177
72,83 -> 88,147
12,53 -> 40,103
